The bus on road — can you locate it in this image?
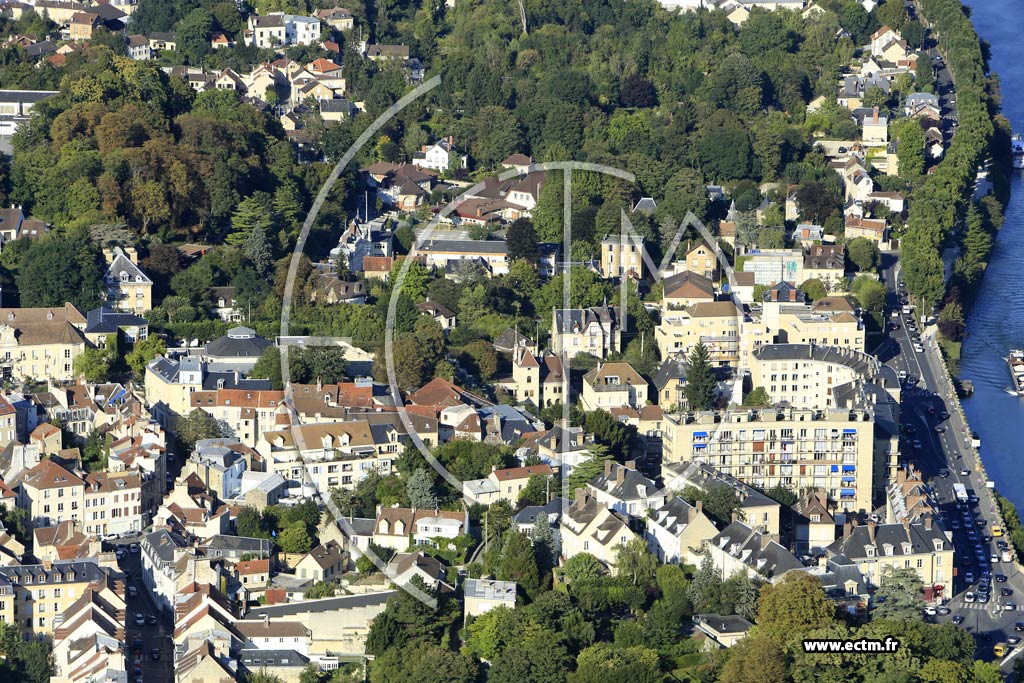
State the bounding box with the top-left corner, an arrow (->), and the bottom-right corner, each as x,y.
954,483 -> 969,503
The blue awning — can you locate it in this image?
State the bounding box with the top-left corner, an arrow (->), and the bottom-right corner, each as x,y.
843,428 -> 857,434
842,476 -> 856,483
842,465 -> 856,472
830,465 -> 839,473
694,431 -> 709,438
840,488 -> 856,497
693,443 -> 706,449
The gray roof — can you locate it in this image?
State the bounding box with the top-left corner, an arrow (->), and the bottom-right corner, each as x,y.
464,578 -> 516,602
24,41 -> 56,58
420,239 -> 508,255
827,521 -> 947,562
203,372 -> 271,391
105,247 -> 152,285
143,528 -> 190,563
239,649 -> 308,668
512,497 -> 567,527
0,558 -> 112,584
649,496 -> 702,537
588,462 -> 662,503
711,521 -> 804,579
320,98 -> 355,114
0,89 -> 58,103
663,461 -> 777,511
752,344 -> 878,378
694,613 -> 753,635
245,591 -> 395,617
85,307 -> 148,334
202,535 -> 268,554
552,305 -> 620,333
205,327 -> 272,359
653,358 -> 687,391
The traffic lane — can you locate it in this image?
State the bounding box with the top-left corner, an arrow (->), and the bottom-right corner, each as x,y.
120,553 -> 173,683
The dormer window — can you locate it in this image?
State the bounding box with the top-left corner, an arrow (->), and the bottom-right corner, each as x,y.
120,273 -> 129,282
810,514 -> 821,523
901,542 -> 912,555
865,545 -> 875,557
46,311 -> 53,320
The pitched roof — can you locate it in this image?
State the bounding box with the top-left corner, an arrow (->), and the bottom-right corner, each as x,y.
22,459 -> 84,490
0,303 -> 88,346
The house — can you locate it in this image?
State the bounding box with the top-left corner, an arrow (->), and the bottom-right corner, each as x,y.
551,305 -> 622,359
102,246 -> 153,313
580,362 -> 648,411
794,489 -> 838,555
416,300 -> 455,330
904,92 -> 940,118
387,551 -> 450,591
412,137 -> 466,173
316,7 -> 353,31
247,13 -> 320,48
693,614 -> 753,649
869,26 -> 908,61
294,541 -> 347,583
197,326 -> 273,373
501,154 -> 533,174
559,489 -> 637,570
862,107 -> 888,144
707,520 -> 805,584
802,244 -> 847,288
148,32 -> 176,52
365,44 -> 409,60
33,519 -> 96,562
210,32 -> 231,49
418,239 -> 510,276
827,517 -> 952,589
0,302 -> 91,381
309,275 -> 366,304
372,507 -> 468,551
234,558 -> 270,589
462,464 -> 553,506
653,358 -> 688,408
844,215 -> 887,244
320,97 -> 356,121
68,11 -> 100,41
17,459 -> 85,528
599,233 -> 644,279
505,347 -> 564,408
84,306 -> 148,347
661,270 -> 715,313
790,223 -> 824,248
655,300 -> 742,364
83,469 -> 148,537
645,494 -> 719,565
683,239 -> 719,280
236,619 -> 310,655
126,34 -> 151,60
210,286 -> 242,322
586,460 -> 665,518
464,578 -> 517,617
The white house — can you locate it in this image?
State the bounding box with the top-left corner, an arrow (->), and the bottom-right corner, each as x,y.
412,137 -> 467,173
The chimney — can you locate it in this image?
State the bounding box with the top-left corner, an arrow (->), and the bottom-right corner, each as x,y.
615,466 -> 626,485
695,500 -> 703,515
603,460 -> 613,477
872,106 -> 879,124
574,489 -> 588,509
771,289 -> 778,302
867,520 -> 877,544
731,510 -> 739,524
924,514 -> 933,531
789,289 -> 796,301
842,520 -> 852,538
625,460 -> 636,471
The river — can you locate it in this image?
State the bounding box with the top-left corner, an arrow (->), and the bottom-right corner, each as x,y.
956,1 -> 1024,507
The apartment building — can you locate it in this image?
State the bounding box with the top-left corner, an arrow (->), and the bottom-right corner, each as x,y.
749,344 -> 881,408
83,470 -> 147,537
0,559 -> 117,636
827,517 -> 952,588
18,459 -> 85,529
0,303 -> 90,382
246,13 -> 320,48
655,301 -> 742,364
662,406 -> 876,513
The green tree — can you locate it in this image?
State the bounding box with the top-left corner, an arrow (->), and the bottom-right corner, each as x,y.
798,278 -> 827,301
506,218 -> 538,262
278,520 -> 313,554
488,624 -> 572,683
687,554 -> 724,613
614,537 -> 657,588
370,642 -> 479,683
895,118 -> 926,179
566,445 -> 612,497
755,572 -> 835,643
683,342 -> 716,410
289,346 -> 347,384
236,506 -> 265,539
303,581 -> 337,599
743,386 -> 772,407
177,409 -> 228,450
872,565 -> 925,620
406,468 -> 438,509
562,553 -> 605,584
568,643 -> 662,683
126,335 -> 167,378
518,474 -> 549,508
679,484 -> 741,525
16,231 -> 104,311
228,193 -> 274,247
73,346 -> 112,383
250,347 -> 283,390
498,529 -> 541,598
847,237 -> 880,272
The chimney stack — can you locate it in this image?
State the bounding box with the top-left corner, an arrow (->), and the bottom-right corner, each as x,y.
842,520 -> 852,538
872,106 -> 879,124
625,460 -> 636,471
603,460 -> 613,477
924,514 -> 933,531
868,520 -> 877,544
695,500 -> 703,515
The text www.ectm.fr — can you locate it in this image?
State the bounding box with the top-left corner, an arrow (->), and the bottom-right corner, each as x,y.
802,638 -> 900,654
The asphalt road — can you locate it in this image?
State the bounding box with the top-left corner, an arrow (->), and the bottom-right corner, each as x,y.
882,258 -> 1024,660
111,545 -> 174,682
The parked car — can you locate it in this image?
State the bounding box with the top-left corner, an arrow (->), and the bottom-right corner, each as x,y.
953,614 -> 965,625
134,613 -> 144,626
151,649 -> 160,661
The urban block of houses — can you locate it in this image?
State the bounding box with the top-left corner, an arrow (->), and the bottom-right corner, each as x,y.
559,489 -> 637,571
580,362 -> 648,411
372,506 -> 469,552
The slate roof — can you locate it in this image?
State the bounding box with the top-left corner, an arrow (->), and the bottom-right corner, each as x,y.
0,303 -> 88,346
552,305 -> 620,333
653,358 -> 687,391
512,497 -> 568,526
648,496 -> 702,537
244,591 -> 395,617
663,270 -> 715,299
85,307 -> 147,334
588,462 -> 662,502
827,520 -> 947,560
204,327 -> 272,359
711,521 -> 804,579
143,528 -> 190,563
